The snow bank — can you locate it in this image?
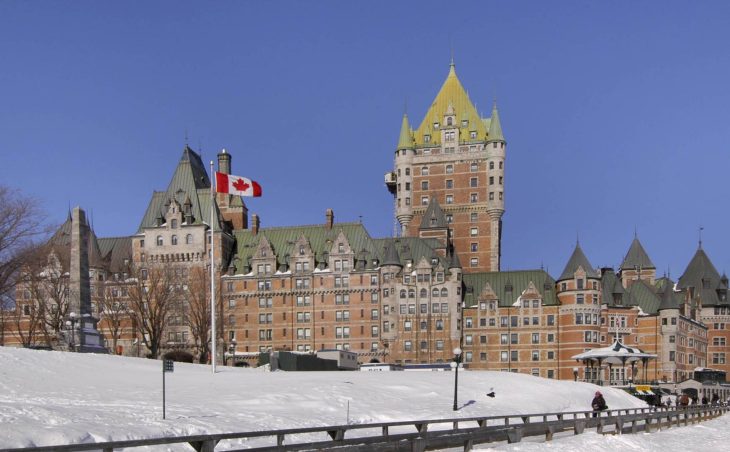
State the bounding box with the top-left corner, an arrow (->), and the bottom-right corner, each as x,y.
0,347 -> 645,449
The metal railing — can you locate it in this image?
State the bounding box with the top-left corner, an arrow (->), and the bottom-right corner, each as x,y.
1,405 -> 727,452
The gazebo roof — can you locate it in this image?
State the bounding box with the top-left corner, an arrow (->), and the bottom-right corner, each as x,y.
571,339 -> 657,365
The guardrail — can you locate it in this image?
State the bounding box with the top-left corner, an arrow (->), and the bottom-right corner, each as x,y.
2,405 -> 727,452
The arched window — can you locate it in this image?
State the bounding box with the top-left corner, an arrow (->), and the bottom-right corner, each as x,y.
408,289 -> 415,299
400,290 -> 406,299
421,166 -> 429,176
186,234 -> 193,244
156,236 -> 163,246
171,235 -> 178,245
432,288 -> 439,298
420,288 -> 428,298
441,288 -> 448,298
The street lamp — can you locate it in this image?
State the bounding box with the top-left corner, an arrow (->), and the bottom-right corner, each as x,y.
228,339 -> 237,366
65,312 -> 78,351
452,347 -> 462,411
573,367 -> 579,382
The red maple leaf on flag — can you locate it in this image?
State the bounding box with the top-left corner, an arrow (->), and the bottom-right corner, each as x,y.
232,178 -> 250,192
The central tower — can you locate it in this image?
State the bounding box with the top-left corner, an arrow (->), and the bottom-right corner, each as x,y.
385,62 -> 506,272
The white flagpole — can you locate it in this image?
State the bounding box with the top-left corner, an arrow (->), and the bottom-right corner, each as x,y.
210,160 -> 216,374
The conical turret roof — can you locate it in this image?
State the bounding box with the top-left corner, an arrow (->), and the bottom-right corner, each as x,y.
448,249 -> 462,269
413,63 -> 487,146
487,102 -> 504,142
620,237 -> 655,270
558,243 -> 599,281
678,248 -> 721,290
381,240 -> 402,267
658,280 -> 680,311
419,197 -> 448,229
397,113 -> 414,149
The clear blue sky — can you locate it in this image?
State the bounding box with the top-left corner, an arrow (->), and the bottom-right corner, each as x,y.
1,1 -> 729,280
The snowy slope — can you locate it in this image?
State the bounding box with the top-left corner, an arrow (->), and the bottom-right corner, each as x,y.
0,347 -> 653,449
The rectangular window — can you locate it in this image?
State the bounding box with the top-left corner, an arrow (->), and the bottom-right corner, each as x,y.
532,333 -> 539,344
446,179 -> 453,189
470,177 -> 478,187
547,315 -> 555,326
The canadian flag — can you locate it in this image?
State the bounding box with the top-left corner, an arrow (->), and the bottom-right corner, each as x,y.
215,172 -> 262,197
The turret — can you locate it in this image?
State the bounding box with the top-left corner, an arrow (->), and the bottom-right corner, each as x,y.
486,102 -> 506,270
394,113 -> 415,235
217,148 -> 231,175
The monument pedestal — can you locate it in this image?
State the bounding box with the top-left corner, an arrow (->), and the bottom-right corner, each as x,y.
77,314 -> 108,353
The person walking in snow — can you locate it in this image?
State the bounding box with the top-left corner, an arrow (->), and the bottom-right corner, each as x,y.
679,393 -> 690,408
591,391 -> 607,417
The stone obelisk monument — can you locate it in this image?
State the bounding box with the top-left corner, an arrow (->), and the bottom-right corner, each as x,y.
68,207 -> 107,353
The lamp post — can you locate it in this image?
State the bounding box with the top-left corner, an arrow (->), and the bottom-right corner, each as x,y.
65,312 -> 78,351
228,339 -> 237,366
452,347 -> 462,411
573,367 -> 579,382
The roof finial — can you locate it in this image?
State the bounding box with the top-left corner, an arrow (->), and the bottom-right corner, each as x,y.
403,97 -> 408,116
576,230 -> 580,247
450,37 -> 454,67
634,225 -> 637,239
699,226 -> 704,249
184,128 -> 189,147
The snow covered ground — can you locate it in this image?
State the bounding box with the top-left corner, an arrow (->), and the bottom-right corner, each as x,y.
0,347 -> 724,451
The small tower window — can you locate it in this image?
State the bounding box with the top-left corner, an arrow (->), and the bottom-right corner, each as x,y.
156,236 -> 163,246
405,168 -> 410,176
499,161 -> 503,169
171,219 -> 178,229
489,161 -> 494,170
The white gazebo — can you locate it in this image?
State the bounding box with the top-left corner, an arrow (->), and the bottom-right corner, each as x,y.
572,339 -> 657,386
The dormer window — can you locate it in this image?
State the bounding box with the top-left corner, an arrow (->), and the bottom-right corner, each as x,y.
338,243 -> 344,253
470,131 -> 477,139
171,219 -> 178,229
461,119 -> 468,127
424,135 -> 431,143
447,117 -> 453,126
433,122 -> 440,129
261,250 -> 267,257
299,245 -> 305,255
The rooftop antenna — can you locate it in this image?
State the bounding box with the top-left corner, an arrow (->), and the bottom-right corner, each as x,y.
699,226 -> 704,249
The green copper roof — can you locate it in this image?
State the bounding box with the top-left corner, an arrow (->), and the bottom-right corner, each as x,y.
620,237 -> 655,270
381,239 -> 402,267
677,247 -> 724,306
600,269 -> 625,307
138,146 -> 221,233
419,197 -> 448,229
657,280 -> 681,311
486,102 -> 504,142
448,248 -> 462,269
397,113 -> 414,149
464,270 -> 557,307
558,243 -> 599,281
232,222 -> 380,273
373,237 -> 449,270
97,236 -> 133,273
625,280 -> 661,314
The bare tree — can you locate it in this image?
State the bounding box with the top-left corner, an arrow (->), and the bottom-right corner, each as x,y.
183,266 -> 222,363
126,263 -> 182,359
22,245 -> 72,347
97,281 -> 129,354
0,186 -> 47,302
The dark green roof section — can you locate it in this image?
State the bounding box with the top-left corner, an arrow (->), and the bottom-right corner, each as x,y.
232,222 -> 380,273
600,269 -> 624,307
620,237 -> 655,270
373,237 -> 448,270
624,280 -> 660,314
137,147 -> 221,233
678,248 -> 721,289
463,270 -> 557,308
97,236 -> 133,273
381,239 -> 402,267
657,280 -> 681,311
419,197 -> 448,230
558,243 -> 599,281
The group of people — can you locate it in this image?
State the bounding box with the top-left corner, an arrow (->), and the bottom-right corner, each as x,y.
665,392 -> 725,408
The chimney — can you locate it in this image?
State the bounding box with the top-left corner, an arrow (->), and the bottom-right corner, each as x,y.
217,148 -> 231,175
325,209 -> 334,230
252,214 -> 260,235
